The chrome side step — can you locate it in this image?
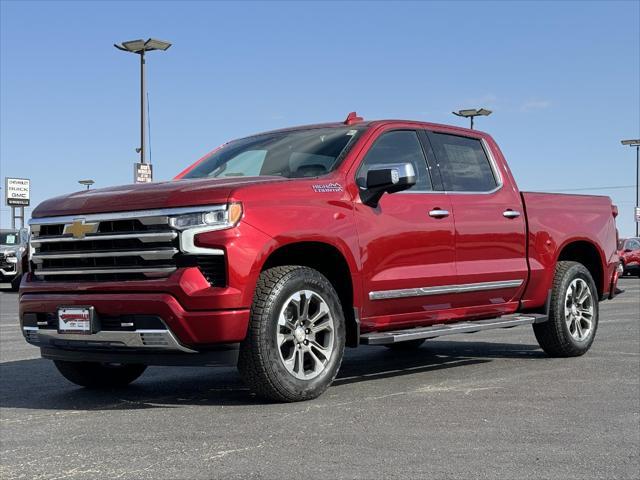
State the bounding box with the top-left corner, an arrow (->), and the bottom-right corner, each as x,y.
360,313 -> 548,345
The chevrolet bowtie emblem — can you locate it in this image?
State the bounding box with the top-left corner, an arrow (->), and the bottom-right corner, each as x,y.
63,219 -> 98,239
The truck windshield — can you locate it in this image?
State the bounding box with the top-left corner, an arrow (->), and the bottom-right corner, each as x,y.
0,232 -> 18,245
182,127 -> 364,179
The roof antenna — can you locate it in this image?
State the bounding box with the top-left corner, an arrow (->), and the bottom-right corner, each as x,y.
344,111 -> 363,125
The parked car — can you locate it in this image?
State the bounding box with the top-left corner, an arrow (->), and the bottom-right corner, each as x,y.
618,237 -> 640,276
1,228 -> 28,291
19,114 -> 621,401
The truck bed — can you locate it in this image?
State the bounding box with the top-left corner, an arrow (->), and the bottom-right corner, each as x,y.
520,192 -> 618,308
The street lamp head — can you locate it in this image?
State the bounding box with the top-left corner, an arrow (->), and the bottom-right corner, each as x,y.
144,39 -> 172,51
621,139 -> 640,147
78,179 -> 95,190
116,39 -> 146,53
114,38 -> 172,54
452,108 -> 493,118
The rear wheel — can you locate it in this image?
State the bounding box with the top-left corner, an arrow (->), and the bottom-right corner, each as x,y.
533,261 -> 598,357
384,339 -> 426,350
54,361 -> 146,388
238,266 -> 345,402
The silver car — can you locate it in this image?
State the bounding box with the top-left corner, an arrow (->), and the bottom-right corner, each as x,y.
1,228 -> 28,290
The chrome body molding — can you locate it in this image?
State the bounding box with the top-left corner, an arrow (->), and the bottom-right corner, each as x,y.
180,224 -> 228,255
369,279 -> 524,301
22,326 -> 196,353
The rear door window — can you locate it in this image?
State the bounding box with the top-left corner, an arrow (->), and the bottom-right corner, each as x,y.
427,132 -> 498,192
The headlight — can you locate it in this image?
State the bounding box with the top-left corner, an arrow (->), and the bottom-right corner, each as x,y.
169,203 -> 243,231
5,252 -> 18,263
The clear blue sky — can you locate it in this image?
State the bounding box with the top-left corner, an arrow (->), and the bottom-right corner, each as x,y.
1,1 -> 639,235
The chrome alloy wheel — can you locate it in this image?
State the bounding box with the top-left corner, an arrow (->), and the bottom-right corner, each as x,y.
564,278 -> 594,342
277,290 -> 335,380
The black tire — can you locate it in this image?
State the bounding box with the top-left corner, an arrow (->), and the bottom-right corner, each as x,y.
384,339 -> 426,350
533,261 -> 599,357
238,266 -> 346,402
10,274 -> 22,292
54,360 -> 147,388
620,261 -> 628,276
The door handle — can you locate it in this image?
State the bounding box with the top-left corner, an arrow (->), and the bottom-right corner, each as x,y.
503,209 -> 521,219
429,209 -> 450,218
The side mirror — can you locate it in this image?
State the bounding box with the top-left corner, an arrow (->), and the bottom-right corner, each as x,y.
359,162 -> 416,207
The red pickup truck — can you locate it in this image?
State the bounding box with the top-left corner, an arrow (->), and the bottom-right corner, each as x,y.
618,237 -> 640,276
20,114 -> 622,401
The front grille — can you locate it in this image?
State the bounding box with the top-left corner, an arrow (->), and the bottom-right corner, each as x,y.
29,208 -> 226,285
1,257 -> 16,272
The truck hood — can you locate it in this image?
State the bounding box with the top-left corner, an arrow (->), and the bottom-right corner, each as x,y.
32,176 -> 287,218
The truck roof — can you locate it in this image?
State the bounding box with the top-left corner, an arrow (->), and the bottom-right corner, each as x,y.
248,117 -> 487,139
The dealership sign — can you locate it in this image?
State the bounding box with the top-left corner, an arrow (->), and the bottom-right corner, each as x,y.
635,207 -> 640,223
134,163 -> 153,183
5,177 -> 30,206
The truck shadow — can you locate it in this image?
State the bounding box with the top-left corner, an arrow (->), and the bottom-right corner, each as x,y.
0,340 -> 545,411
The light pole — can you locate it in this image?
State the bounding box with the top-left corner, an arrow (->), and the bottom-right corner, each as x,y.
114,38 -> 172,175
621,139 -> 640,237
78,179 -> 95,190
452,108 -> 492,129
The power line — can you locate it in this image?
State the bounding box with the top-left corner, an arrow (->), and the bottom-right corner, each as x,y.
545,185 -> 635,192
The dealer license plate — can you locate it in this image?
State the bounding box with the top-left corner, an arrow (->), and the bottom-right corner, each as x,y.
58,306 -> 94,334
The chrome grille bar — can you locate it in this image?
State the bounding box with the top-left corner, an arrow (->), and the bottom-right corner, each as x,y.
28,204 -> 225,225
33,267 -> 177,276
32,249 -> 179,263
30,232 -> 177,245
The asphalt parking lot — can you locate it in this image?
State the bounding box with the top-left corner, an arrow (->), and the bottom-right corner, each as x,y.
1,279 -> 638,480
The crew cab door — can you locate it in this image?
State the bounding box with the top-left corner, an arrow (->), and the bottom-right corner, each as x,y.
352,128 -> 457,328
426,130 -> 528,315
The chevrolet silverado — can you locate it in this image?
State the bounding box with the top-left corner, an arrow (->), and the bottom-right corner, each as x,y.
19,113 -> 622,401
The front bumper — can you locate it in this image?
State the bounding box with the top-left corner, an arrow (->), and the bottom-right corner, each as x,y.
20,292 -> 250,351
22,325 -> 195,352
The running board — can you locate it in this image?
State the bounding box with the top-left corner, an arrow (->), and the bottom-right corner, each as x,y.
360,313 -> 548,345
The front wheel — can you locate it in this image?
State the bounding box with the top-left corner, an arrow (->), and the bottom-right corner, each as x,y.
238,266 -> 346,402
54,361 -> 147,388
533,261 -> 599,357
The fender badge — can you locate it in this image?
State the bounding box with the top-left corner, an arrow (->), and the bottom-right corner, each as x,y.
312,183 -> 343,193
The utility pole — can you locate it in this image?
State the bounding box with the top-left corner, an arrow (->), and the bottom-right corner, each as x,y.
114,39 -> 172,182
621,139 -> 640,237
